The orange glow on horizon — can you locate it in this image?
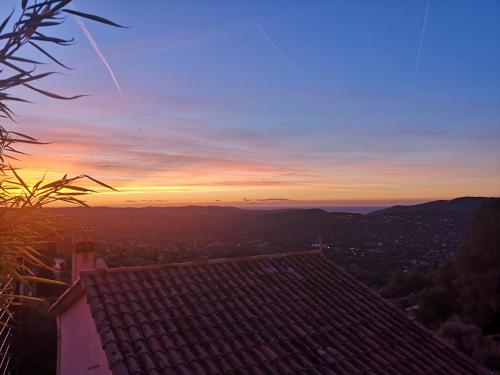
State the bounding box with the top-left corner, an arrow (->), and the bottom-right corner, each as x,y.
15,164 -> 499,208
10,107 -> 500,208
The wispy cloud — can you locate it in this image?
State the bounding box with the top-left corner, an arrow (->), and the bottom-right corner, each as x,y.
16,113 -> 500,205
401,129 -> 448,136
125,199 -> 169,203
243,197 -> 294,203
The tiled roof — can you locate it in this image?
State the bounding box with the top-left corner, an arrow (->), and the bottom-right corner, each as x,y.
51,251 -> 486,375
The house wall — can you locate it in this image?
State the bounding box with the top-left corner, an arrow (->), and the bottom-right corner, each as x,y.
58,296 -> 111,375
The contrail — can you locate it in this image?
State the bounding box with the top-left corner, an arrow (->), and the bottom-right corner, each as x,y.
73,14 -> 143,133
252,20 -> 316,92
413,0 -> 431,83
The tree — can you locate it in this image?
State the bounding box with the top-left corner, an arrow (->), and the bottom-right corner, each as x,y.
414,199 -> 500,369
381,267 -> 431,299
454,199 -> 500,331
417,199 -> 500,330
0,0 -> 122,310
416,260 -> 458,327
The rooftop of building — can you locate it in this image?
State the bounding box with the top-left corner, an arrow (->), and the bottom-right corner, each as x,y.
50,250 -> 486,375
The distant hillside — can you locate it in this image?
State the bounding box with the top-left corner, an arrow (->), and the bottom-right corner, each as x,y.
48,206 -> 357,244
46,198 -> 493,241
371,197 -> 493,216
44,198 -> 492,276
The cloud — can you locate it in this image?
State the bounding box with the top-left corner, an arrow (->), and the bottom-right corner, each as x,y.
14,109 -> 500,206
242,197 -> 294,203
402,129 -> 448,136
16,87 -> 227,124
123,199 -> 168,204
105,25 -> 232,61
16,119 -> 320,192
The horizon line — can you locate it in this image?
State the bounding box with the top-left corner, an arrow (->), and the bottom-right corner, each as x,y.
42,196 -> 495,210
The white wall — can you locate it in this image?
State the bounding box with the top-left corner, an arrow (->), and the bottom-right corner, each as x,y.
58,296 -> 111,375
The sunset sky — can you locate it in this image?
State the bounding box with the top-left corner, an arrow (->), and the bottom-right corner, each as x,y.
3,1 -> 500,207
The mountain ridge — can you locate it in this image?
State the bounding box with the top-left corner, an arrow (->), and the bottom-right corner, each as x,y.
370,197 -> 493,215
45,196 -> 495,216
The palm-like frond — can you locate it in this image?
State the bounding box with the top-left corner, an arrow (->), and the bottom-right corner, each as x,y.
0,0 -> 122,309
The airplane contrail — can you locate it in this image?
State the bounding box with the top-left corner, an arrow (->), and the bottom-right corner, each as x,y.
413,0 -> 431,83
73,14 -> 143,133
252,20 -> 316,92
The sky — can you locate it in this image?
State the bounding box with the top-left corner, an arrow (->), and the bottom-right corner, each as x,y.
2,0 -> 500,207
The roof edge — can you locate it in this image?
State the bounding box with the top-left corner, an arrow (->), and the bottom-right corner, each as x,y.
49,250 -> 321,315
79,250 -> 322,276
48,277 -> 84,315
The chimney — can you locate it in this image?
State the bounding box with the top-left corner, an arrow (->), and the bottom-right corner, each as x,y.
72,230 -> 97,282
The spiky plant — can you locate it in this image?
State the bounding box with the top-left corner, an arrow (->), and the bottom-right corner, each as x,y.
0,0 -> 122,310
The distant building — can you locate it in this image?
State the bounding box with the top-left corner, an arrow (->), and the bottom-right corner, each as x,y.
50,246 -> 486,374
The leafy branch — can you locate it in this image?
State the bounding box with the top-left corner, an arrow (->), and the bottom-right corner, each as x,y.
0,0 -> 123,306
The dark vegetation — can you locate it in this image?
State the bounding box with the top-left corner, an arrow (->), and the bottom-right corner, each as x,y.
0,0 -> 119,299
14,301 -> 56,375
381,198 -> 500,370
0,1 -> 120,373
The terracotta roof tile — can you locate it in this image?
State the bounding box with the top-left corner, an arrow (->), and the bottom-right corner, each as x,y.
202,358 -> 220,374
53,251 -> 487,374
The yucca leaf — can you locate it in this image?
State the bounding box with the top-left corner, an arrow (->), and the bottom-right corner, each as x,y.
62,185 -> 96,192
26,1 -> 65,11
31,32 -> 74,45
62,9 -> 127,28
7,295 -> 44,303
9,131 -> 38,141
6,55 -> 44,65
51,0 -> 73,13
83,175 -> 118,191
0,9 -> 15,34
29,41 -> 72,69
23,276 -> 67,286
0,0 -> 119,314
22,83 -> 85,99
8,165 -> 30,192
